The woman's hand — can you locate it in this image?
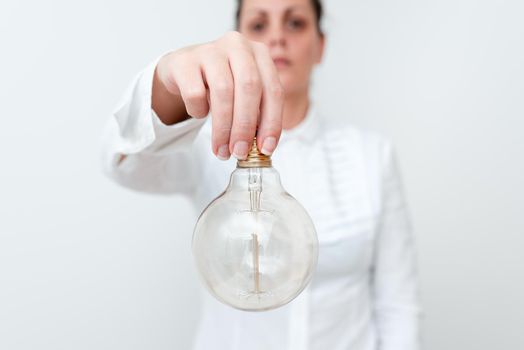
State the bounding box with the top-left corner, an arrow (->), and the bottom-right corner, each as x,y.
153,31 -> 284,160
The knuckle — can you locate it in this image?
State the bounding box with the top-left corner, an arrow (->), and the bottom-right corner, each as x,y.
214,81 -> 233,98
252,41 -> 269,54
171,49 -> 191,66
224,30 -> 242,42
268,83 -> 285,100
239,75 -> 262,93
259,116 -> 282,134
184,87 -> 207,102
234,118 -> 257,132
201,43 -> 221,57
263,125 -> 282,136
214,124 -> 232,138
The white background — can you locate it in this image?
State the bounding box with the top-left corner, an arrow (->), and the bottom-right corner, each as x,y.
1,0 -> 523,349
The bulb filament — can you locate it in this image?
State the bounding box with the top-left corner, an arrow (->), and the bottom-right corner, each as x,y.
251,233 -> 260,293
249,168 -> 262,295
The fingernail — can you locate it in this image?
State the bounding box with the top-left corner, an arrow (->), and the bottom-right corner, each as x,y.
217,144 -> 230,160
233,141 -> 249,160
261,137 -> 276,155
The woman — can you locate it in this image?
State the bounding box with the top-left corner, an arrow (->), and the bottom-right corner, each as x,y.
101,0 -> 421,349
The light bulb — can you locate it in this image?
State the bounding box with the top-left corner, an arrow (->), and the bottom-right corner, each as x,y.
192,139 -> 319,311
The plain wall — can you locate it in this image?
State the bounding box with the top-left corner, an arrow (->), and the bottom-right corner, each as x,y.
0,0 -> 522,349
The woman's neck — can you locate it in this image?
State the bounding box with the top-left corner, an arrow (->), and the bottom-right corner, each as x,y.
282,91 -> 310,130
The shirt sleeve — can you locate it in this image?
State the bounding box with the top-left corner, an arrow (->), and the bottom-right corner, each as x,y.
372,139 -> 422,350
99,56 -> 207,195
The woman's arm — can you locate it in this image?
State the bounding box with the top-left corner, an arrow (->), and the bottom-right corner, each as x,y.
100,31 -> 285,195
372,140 -> 422,349
100,58 -> 206,195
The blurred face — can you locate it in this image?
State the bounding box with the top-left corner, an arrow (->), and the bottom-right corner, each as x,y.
238,0 -> 325,96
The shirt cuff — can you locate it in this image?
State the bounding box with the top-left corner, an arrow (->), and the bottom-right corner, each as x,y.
111,53 -> 207,156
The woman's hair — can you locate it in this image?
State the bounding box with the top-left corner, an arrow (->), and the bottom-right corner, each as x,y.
235,0 -> 324,35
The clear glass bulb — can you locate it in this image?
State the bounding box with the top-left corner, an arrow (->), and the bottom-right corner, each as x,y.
192,140 -> 319,311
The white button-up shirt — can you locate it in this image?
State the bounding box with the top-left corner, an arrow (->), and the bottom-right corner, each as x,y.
100,59 -> 422,350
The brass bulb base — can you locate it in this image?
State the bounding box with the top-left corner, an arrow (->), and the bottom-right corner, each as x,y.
237,138 -> 272,168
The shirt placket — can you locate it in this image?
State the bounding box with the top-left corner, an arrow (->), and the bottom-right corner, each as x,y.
286,139 -> 311,350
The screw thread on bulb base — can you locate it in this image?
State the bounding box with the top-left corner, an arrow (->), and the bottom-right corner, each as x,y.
237,138 -> 272,168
